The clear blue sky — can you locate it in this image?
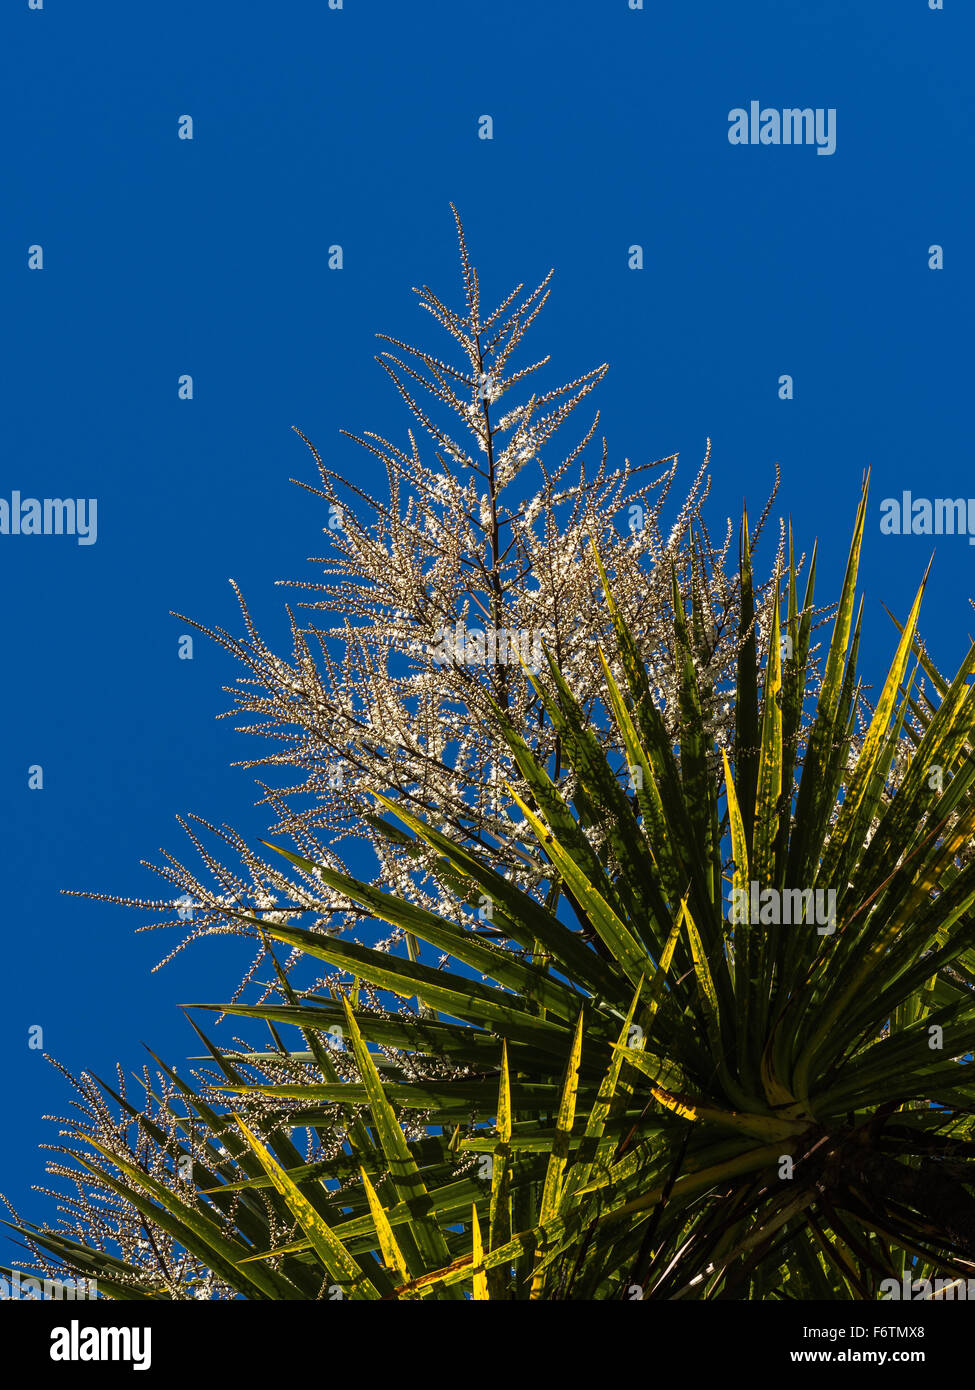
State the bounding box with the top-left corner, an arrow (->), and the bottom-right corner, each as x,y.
2,0 -> 972,1261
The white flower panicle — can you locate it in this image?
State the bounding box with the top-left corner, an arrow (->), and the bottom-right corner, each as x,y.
69,207 -> 794,1012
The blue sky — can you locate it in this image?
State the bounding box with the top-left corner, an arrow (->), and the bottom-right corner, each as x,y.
1,0 -> 972,1261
